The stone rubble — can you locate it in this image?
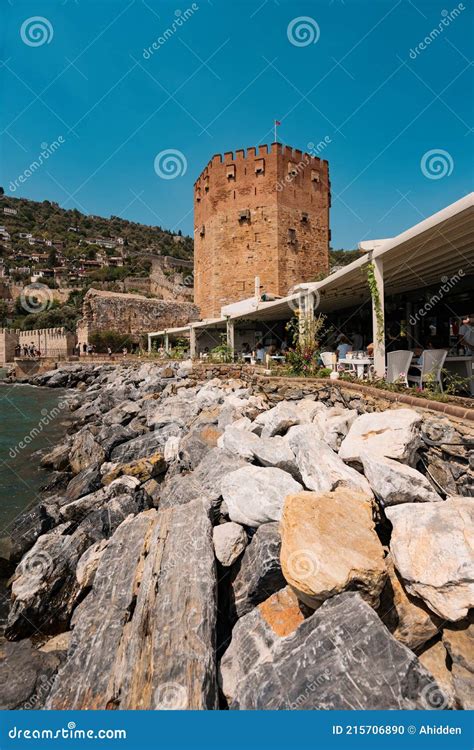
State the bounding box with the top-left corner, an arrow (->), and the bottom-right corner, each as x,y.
0,360 -> 472,710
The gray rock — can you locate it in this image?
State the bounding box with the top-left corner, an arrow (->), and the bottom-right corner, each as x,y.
360,451 -> 442,506
222,465 -> 302,527
62,463 -> 102,504
46,501 -> 217,709
231,523 -> 285,618
40,443 -> 70,471
0,639 -> 61,709
254,400 -> 325,438
6,480 -> 147,638
213,522 -> 247,567
69,429 -> 105,474
286,425 -> 372,496
160,448 -> 247,515
225,592 -> 447,710
110,431 -> 165,463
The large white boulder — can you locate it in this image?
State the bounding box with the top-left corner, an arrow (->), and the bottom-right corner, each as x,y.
339,408 -> 422,466
221,465 -> 303,527
253,399 -> 326,438
386,498 -> 474,621
286,424 -> 372,496
360,451 -> 442,506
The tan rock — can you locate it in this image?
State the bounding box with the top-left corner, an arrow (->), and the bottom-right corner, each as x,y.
40,632 -> 71,654
102,453 -> 166,485
379,556 -> 441,650
419,641 -> 455,708
257,586 -> 308,637
386,498 -> 474,621
280,489 -> 386,609
442,622 -> 474,709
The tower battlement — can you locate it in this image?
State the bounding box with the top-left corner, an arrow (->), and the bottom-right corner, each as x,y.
193,143 -> 331,318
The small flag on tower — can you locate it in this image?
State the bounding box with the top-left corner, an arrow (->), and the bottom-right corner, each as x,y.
274,119 -> 281,142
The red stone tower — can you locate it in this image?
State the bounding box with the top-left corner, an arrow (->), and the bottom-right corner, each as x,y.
193,142 -> 330,319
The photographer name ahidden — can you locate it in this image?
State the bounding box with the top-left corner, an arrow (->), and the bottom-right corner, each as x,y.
419,725 -> 461,734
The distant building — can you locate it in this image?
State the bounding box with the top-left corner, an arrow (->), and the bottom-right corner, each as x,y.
194,143 -> 331,318
3,207 -> 17,216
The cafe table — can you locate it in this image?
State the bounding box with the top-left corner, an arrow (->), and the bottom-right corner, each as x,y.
339,356 -> 374,380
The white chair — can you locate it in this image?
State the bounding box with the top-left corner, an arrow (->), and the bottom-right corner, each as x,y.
407,349 -> 448,392
386,350 -> 413,386
320,351 -> 336,369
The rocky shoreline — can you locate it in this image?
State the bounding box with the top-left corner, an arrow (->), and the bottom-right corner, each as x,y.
0,361 -> 472,710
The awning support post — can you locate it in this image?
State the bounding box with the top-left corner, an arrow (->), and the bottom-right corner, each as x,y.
226,318 -> 235,361
189,325 -> 196,359
371,257 -> 385,378
164,331 -> 169,353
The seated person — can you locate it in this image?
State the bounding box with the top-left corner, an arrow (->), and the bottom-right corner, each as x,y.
255,342 -> 265,362
336,335 -> 352,360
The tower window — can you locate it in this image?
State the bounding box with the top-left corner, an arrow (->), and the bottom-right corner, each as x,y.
226,164 -> 236,180
311,170 -> 320,183
199,225 -> 205,237
255,158 -> 265,175
288,162 -> 298,177
301,212 -> 309,223
204,176 -> 210,192
288,228 -> 297,244
238,209 -> 251,223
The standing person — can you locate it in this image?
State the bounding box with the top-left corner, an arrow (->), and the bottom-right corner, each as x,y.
352,330 -> 363,351
107,346 -> 112,358
459,314 -> 474,354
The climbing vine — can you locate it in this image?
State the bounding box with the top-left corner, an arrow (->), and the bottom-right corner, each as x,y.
366,262 -> 384,344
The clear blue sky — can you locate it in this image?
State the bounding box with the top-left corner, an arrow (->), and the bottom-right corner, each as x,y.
1,0 -> 472,249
